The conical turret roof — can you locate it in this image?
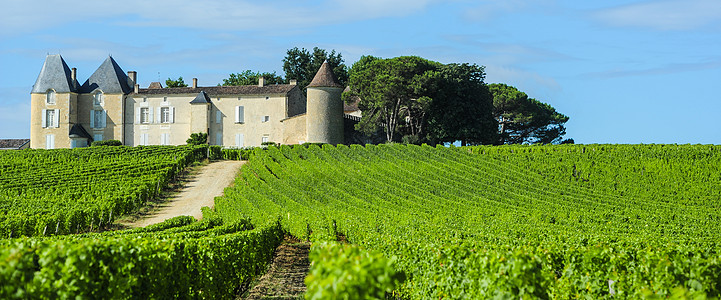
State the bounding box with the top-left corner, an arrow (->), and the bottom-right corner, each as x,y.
80,56 -> 132,94
31,54 -> 78,93
307,60 -> 343,88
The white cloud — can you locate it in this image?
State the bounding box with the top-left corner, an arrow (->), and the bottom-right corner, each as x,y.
463,0 -> 555,21
0,0 -> 439,36
594,0 -> 721,30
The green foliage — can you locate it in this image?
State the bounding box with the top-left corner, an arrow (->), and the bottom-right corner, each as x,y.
0,218 -> 284,299
165,76 -> 188,88
213,144 -> 721,298
305,242 -> 405,300
489,83 -> 569,144
347,57 -> 497,145
283,47 -> 349,90
90,139 -> 122,146
0,145 -> 207,237
186,132 -> 208,145
221,70 -> 284,86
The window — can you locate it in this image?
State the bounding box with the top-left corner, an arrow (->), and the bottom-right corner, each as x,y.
235,133 -> 244,148
140,108 -> 149,124
42,109 -> 59,128
91,110 -> 106,128
216,110 -> 221,124
235,106 -> 244,123
46,135 -> 55,149
94,134 -> 103,142
139,133 -> 149,146
261,136 -> 269,144
261,115 -> 270,123
46,90 -> 56,104
216,133 -> 223,146
163,97 -> 168,102
94,91 -> 103,105
160,107 -> 171,123
160,133 -> 170,145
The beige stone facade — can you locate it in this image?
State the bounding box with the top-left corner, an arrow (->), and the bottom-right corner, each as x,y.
30,55 -> 347,149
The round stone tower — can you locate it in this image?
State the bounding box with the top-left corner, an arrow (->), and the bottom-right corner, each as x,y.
306,61 -> 344,145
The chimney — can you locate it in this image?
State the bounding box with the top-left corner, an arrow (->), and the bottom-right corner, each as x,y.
258,76 -> 265,87
134,84 -> 139,93
192,78 -> 198,88
71,68 -> 77,89
128,71 -> 137,84
289,79 -> 297,85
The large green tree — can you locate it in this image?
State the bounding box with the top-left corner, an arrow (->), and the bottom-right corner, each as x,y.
488,83 -> 569,144
283,47 -> 349,90
347,56 -> 439,142
165,77 -> 188,88
221,70 -> 284,86
422,63 -> 497,145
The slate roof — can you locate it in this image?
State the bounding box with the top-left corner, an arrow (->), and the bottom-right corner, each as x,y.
134,84 -> 297,96
0,139 -> 30,149
307,60 -> 343,88
31,54 -> 78,93
148,82 -> 163,89
190,91 -> 211,104
79,56 -> 133,94
69,124 -> 93,141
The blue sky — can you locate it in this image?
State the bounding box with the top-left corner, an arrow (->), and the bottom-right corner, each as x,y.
1,0 -> 719,144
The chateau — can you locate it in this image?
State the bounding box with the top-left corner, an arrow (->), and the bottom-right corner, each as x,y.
30,55 -> 347,149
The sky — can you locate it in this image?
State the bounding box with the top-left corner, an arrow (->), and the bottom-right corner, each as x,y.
1,0 -> 719,144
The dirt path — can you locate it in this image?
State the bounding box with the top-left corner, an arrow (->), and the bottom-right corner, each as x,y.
240,236 -> 310,300
126,160 -> 245,228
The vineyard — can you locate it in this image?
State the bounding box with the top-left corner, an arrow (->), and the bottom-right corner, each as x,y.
1,143 -> 720,298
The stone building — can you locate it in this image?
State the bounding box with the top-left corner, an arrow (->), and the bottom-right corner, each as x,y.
30,55 -> 346,149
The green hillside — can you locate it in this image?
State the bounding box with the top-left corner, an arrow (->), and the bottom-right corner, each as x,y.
215,144 -> 721,298
1,144 -> 719,299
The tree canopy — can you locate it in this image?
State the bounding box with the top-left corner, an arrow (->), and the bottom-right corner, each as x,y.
283,47 -> 349,90
347,56 -> 497,145
221,70 -> 284,86
488,83 -> 569,144
165,77 -> 188,88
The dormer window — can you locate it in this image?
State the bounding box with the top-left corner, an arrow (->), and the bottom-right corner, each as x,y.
94,91 -> 103,105
46,90 -> 56,104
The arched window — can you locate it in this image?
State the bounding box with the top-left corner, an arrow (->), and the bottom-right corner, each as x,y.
94,91 -> 103,105
46,90 -> 56,104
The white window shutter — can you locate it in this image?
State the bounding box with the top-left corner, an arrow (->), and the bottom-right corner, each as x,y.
170,107 -> 175,123
41,109 -> 47,128
148,107 -> 154,123
101,110 -> 107,128
235,106 -> 240,123
135,107 -> 141,124
53,109 -> 60,128
90,110 -> 95,128
235,133 -> 244,148
155,107 -> 161,124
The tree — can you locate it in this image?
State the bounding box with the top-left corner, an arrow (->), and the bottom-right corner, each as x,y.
282,47 -> 349,90
346,56 -> 439,142
186,132 -> 208,145
488,83 -> 569,144
221,70 -> 284,86
422,63 -> 497,145
165,77 -> 188,88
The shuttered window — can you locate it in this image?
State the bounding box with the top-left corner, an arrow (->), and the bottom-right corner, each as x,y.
235,106 -> 244,123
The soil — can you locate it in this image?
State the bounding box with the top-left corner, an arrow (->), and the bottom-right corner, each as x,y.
239,236 -> 311,300
119,160 -> 245,228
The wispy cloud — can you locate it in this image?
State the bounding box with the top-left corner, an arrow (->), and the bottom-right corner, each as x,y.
594,0 -> 721,30
0,0 -> 439,37
583,57 -> 721,78
463,0 -> 556,21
